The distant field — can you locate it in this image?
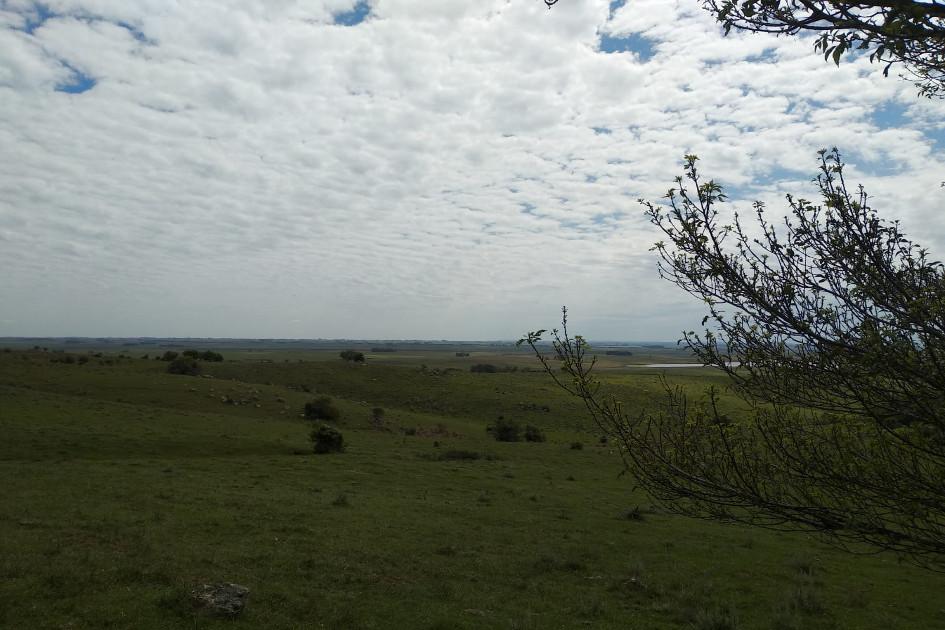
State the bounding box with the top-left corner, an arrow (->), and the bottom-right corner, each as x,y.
1,346 -> 942,629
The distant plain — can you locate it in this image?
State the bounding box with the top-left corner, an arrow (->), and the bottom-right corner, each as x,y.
1,341 -> 942,629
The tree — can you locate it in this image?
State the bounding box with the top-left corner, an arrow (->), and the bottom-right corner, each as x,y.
339,350 -> 365,363
544,0 -> 945,97
166,357 -> 201,376
521,149 -> 945,567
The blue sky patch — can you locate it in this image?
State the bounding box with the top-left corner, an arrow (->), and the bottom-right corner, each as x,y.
19,2 -> 55,34
334,1 -> 370,26
599,31 -> 655,61
56,66 -> 97,94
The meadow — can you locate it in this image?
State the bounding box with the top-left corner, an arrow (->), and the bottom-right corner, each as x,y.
1,344 -> 943,629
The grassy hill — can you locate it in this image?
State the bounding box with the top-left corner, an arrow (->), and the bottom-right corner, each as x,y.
1,348 -> 942,629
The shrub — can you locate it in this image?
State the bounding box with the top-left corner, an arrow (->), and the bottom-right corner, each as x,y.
166,357 -> 200,376
524,425 -> 546,442
455,352 -> 470,357
311,425 -> 345,454
470,363 -> 497,373
200,350 -> 223,362
77,356 -> 89,365
490,418 -> 522,442
160,351 -> 179,362
304,397 -> 341,422
371,407 -> 385,427
340,350 -> 365,363
570,441 -> 584,450
182,350 -> 200,359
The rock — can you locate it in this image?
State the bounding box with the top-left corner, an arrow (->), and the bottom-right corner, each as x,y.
191,583 -> 249,617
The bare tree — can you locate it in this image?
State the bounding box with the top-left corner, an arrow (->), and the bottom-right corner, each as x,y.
521,150 -> 945,567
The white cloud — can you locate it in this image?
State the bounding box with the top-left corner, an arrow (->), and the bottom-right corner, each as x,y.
0,0 -> 942,340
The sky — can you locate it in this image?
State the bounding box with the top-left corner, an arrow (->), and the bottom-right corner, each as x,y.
1,0 -> 944,341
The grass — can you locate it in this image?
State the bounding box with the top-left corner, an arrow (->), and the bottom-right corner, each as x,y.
0,348 -> 943,628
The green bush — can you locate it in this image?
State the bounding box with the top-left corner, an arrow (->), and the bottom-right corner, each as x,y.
490,418 -> 522,442
524,425 -> 546,442
470,363 -> 498,373
570,441 -> 584,450
304,397 -> 341,422
311,425 -> 345,454
340,350 -> 365,363
200,350 -> 223,362
182,350 -> 200,359
160,351 -> 179,362
166,357 -> 200,376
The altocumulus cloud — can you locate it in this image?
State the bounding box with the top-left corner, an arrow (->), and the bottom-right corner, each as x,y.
0,0 -> 942,340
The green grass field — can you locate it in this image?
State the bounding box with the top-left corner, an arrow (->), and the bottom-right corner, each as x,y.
1,347 -> 943,629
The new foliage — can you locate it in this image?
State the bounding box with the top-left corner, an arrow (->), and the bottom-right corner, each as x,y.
523,150 -> 945,567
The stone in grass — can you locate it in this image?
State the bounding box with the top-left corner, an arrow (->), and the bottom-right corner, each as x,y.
191,583 -> 250,617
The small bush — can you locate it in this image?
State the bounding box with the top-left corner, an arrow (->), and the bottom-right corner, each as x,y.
524,425 -> 546,442
304,397 -> 341,422
340,350 -> 365,363
570,441 -> 584,450
371,407 -> 385,426
490,418 -> 522,442
181,350 -> 200,359
166,357 -> 200,376
455,352 -> 470,357
200,350 -> 223,362
77,356 -> 89,365
311,425 -> 345,454
160,351 -> 179,362
470,363 -> 498,373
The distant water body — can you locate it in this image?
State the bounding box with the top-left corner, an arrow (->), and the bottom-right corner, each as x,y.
629,362 -> 741,368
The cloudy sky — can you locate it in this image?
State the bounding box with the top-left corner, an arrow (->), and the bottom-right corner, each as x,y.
1,0 -> 943,340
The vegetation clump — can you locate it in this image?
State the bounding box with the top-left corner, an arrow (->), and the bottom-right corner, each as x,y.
470,363 -> 498,373
304,397 -> 341,422
524,424 -> 546,442
182,350 -> 223,362
340,350 -> 365,363
166,357 -> 201,376
489,418 -> 522,442
160,351 -> 179,362
311,424 -> 345,454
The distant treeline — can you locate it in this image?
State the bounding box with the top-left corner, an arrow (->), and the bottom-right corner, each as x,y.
604,350 -> 633,356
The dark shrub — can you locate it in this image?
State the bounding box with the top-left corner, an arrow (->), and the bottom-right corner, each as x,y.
63,355 -> 76,364
455,352 -> 470,357
340,350 -> 365,363
182,350 -> 200,359
570,441 -> 584,450
77,356 -> 89,365
311,424 -> 345,454
524,425 -> 546,442
304,397 -> 341,422
166,357 -> 200,376
200,351 -> 223,362
371,407 -> 385,427
491,418 -> 522,442
160,351 -> 179,362
470,363 -> 498,373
